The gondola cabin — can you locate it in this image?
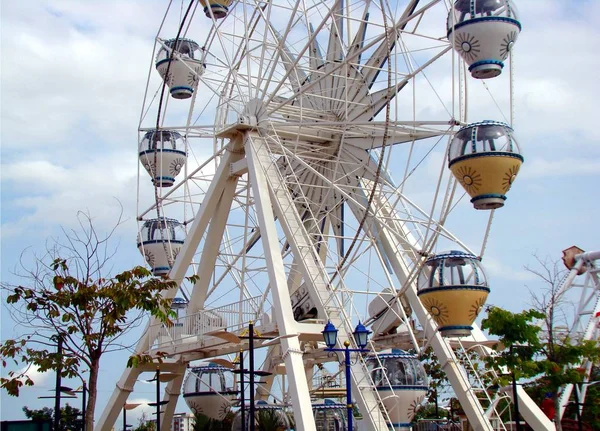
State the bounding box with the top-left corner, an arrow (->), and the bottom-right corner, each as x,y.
366,350 -> 428,430
137,218 -> 185,276
183,364 -> 236,420
312,399 -> 354,431
448,121 -> 523,210
139,130 -> 186,187
155,38 -> 204,99
199,0 -> 233,19
447,0 -> 521,79
418,251 -> 489,337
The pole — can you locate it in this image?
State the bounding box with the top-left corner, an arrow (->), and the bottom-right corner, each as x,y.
240,350 -> 245,431
54,337 -> 63,431
123,406 -> 127,431
82,381 -> 87,431
249,321 -> 255,431
345,343 -> 353,431
435,387 -> 439,429
156,367 -> 161,431
511,346 -> 522,431
574,387 -> 583,431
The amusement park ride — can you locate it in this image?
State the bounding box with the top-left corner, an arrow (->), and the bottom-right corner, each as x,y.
98,0 -> 599,429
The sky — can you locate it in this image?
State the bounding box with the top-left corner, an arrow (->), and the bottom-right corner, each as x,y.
2,0 -> 600,425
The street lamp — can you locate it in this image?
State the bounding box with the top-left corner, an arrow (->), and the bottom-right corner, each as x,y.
571,381 -> 600,431
122,403 -> 141,431
147,367 -> 182,431
322,321 -> 371,431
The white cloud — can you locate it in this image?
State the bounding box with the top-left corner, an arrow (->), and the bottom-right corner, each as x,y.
18,364 -> 52,387
521,157 -> 600,179
1,0 -> 600,423
483,256 -> 538,283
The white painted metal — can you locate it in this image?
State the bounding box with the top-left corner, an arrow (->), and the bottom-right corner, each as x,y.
98,0 -> 555,430
245,133 -> 318,430
555,251 -> 600,421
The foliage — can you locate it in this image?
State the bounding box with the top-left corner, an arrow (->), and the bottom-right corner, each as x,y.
132,412 -> 156,431
0,211 -> 184,431
419,347 -> 449,405
482,305 -> 600,427
23,404 -> 83,431
481,307 -> 545,383
256,409 -> 288,431
193,411 -> 234,431
412,402 -> 449,421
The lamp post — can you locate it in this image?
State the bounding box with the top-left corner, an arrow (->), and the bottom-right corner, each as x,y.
322,321 -> 371,431
147,367 -> 181,431
122,403 -> 141,431
508,344 -> 524,431
572,381 -> 600,431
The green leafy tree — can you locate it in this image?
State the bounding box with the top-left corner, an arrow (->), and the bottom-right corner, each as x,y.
22,406 -> 54,422
132,412 -> 156,431
23,404 -> 83,430
413,402 -> 450,422
420,347 -> 449,418
193,411 -> 234,431
482,306 -> 600,430
0,211 -> 181,431
256,409 -> 288,431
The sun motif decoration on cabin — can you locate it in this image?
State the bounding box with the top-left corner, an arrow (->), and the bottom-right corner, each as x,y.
143,249 -> 155,268
170,157 -> 186,176
468,296 -> 487,322
502,164 -> 520,192
191,402 -> 231,420
499,31 -> 518,60
421,297 -> 449,325
187,69 -> 201,87
455,165 -> 482,194
163,71 -> 173,87
141,160 -> 154,176
454,33 -> 481,63
407,394 -> 426,420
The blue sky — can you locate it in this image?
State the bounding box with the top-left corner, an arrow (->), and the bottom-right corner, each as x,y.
2,0 -> 600,424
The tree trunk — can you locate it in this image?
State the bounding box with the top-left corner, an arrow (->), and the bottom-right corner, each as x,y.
86,359 -> 100,431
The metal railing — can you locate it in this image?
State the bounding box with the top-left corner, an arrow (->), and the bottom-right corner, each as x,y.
148,296 -> 263,349
413,420 -> 463,431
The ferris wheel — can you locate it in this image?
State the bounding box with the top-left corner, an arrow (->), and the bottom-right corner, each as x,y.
99,1 -> 556,430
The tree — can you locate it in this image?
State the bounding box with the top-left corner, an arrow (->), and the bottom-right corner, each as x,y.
23,404 -> 83,430
133,412 -> 156,431
193,411 -> 234,431
481,306 -> 600,430
0,211 -> 184,431
524,254 -> 600,429
419,347 -> 449,419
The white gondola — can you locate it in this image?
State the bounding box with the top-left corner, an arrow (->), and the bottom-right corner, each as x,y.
183,363 -> 236,420
367,350 -> 428,430
138,130 -> 186,187
155,38 -> 204,99
137,218 -> 185,276
312,399 -> 354,431
448,0 -> 521,79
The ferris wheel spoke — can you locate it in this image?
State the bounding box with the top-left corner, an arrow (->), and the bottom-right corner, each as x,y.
346,0 -> 370,65
274,32 -> 310,96
325,0 -> 344,63
359,0 -> 421,90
